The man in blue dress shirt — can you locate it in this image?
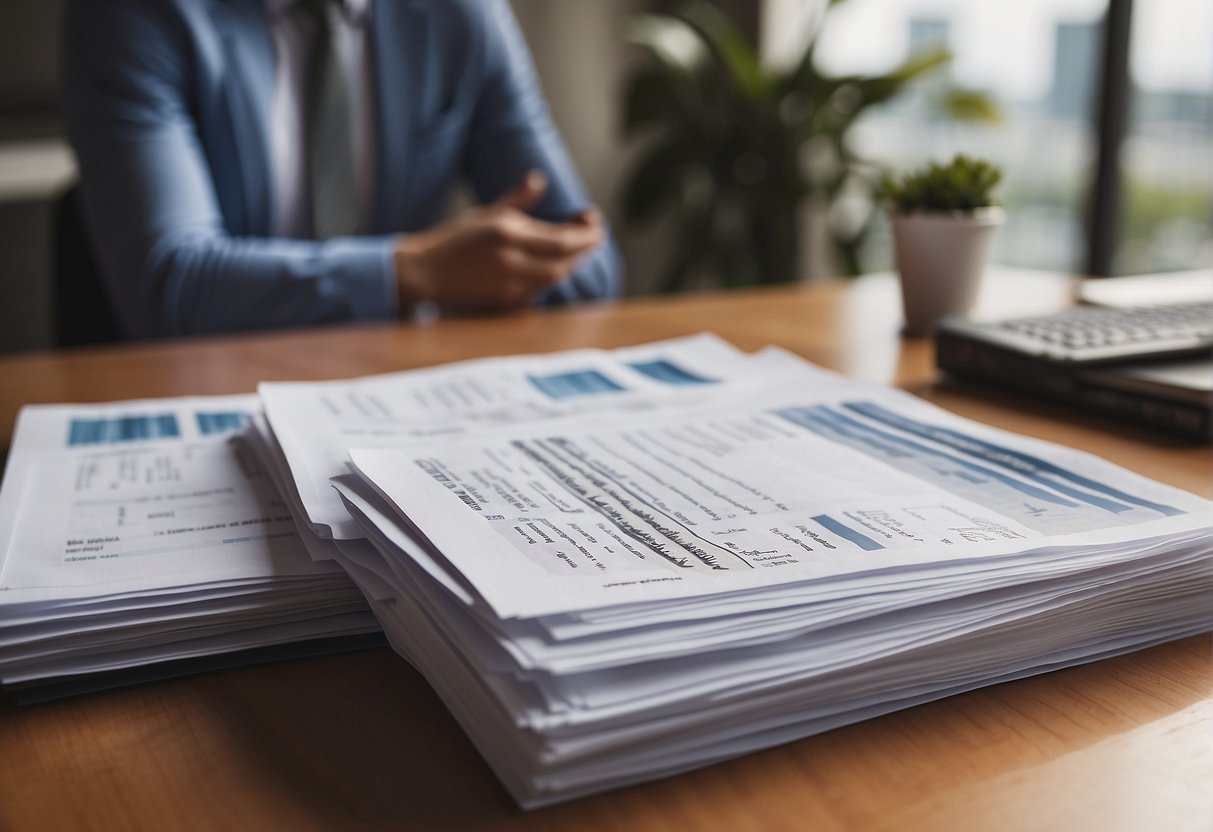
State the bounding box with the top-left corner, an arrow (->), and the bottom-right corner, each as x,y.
62,0 -> 620,338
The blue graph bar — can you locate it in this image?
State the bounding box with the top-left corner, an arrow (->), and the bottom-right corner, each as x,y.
196,411 -> 251,435
627,359 -> 715,386
776,405 -> 1086,509
811,514 -> 884,551
528,370 -> 627,400
841,401 -> 1182,517
68,414 -> 181,446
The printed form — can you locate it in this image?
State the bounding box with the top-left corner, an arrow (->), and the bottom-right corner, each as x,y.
259,334 -> 800,539
347,364 -> 1210,620
0,395 -> 344,606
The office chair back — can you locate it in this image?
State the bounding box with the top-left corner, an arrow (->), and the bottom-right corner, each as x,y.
53,185 -> 124,347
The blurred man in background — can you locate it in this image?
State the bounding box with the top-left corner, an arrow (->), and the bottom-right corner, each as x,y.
62,0 -> 619,338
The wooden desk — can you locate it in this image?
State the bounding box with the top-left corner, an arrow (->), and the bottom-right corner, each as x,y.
1,274 -> 1210,831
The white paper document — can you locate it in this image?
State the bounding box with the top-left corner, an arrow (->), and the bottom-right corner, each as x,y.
348,367 -> 1208,619
0,395 -> 376,685
260,335 -> 790,539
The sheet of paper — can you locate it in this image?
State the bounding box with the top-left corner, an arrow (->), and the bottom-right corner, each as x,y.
0,611 -> 377,684
347,365 -> 1211,620
261,334 -> 796,539
0,395 -> 345,606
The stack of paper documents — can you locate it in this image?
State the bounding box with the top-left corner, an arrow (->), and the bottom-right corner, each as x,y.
0,337 -> 764,691
254,337 -> 1213,807
0,395 -> 377,689
6,337 -> 1206,799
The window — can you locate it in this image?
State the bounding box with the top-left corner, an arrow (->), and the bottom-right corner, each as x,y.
1119,0 -> 1213,274
769,0 -> 1208,278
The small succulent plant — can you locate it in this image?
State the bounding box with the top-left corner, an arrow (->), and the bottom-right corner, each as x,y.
883,155 -> 1002,214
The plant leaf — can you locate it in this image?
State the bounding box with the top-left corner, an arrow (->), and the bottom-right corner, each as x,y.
853,48 -> 951,109
936,87 -> 1003,123
889,47 -> 951,83
620,139 -> 693,225
680,1 -> 772,102
625,14 -> 709,76
623,66 -> 694,135
659,207 -> 713,293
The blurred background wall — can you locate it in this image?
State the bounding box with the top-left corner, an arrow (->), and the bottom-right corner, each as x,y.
0,1 -> 70,353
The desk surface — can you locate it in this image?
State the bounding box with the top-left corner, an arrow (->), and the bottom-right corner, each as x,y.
1,272 -> 1210,831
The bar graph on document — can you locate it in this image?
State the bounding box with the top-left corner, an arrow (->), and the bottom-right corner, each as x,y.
773,402 -> 1184,536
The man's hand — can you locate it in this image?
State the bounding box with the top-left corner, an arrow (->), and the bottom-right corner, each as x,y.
393,170 -> 604,312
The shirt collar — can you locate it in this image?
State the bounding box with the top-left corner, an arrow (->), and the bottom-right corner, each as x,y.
265,0 -> 369,25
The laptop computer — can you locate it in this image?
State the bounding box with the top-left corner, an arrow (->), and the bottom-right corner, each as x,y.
935,299 -> 1212,441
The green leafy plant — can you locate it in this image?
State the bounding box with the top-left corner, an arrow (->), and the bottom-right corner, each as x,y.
621,0 -> 999,292
882,154 -> 1003,214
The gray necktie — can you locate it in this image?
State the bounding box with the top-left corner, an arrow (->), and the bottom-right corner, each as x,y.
303,0 -> 360,239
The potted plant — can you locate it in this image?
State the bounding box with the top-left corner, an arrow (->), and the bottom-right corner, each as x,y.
882,154 -> 1004,336
620,1 -> 1001,292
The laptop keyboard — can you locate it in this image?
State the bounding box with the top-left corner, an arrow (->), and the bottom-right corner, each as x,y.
991,301 -> 1213,363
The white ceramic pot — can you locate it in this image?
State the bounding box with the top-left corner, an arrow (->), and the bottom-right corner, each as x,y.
890,206 -> 1005,337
